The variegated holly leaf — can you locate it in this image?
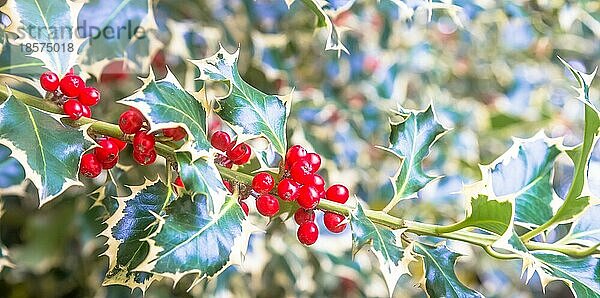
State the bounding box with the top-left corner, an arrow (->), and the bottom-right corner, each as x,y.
0,0 -> 82,76
484,132 -> 562,228
136,194 -> 252,286
0,43 -> 45,81
0,143 -> 25,191
287,0 -> 349,56
176,152 -> 228,212
0,94 -> 91,205
380,106 -> 447,211
527,252 -> 600,297
563,204 -> 600,247
119,70 -> 211,161
78,0 -> 162,78
190,46 -> 290,158
411,242 -> 483,298
100,179 -> 173,292
350,204 -> 409,296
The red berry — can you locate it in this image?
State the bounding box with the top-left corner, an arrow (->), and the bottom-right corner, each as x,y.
306,174 -> 325,192
133,149 -> 157,165
59,74 -> 85,97
164,127 -> 187,141
223,180 -> 234,193
252,172 -> 275,194
119,108 -> 145,134
297,221 -> 318,245
80,153 -> 102,178
174,177 -> 184,188
63,99 -> 83,120
286,145 -> 307,167
79,87 -> 100,106
94,138 -> 119,163
297,185 -> 320,209
40,71 -> 59,92
290,159 -> 314,185
277,178 -> 300,201
326,184 -> 349,204
240,200 -> 249,216
216,154 -> 234,168
256,194 -> 279,217
133,131 -> 155,153
108,137 -> 127,151
294,209 -> 315,225
305,153 -> 321,171
101,155 -> 119,169
211,131 -> 234,151
81,105 -> 91,118
323,212 -> 347,233
227,143 -> 252,165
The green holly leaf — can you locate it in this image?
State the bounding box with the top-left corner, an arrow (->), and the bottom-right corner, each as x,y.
78,0 -> 162,78
119,70 -> 211,161
440,191 -> 513,236
190,46 -> 290,158
0,0 -> 82,76
0,43 -> 45,81
411,242 -> 483,298
350,204 -> 409,296
528,252 -> 600,298
0,94 -> 91,205
483,132 -> 562,227
0,144 -> 25,191
381,106 -> 447,211
136,194 -> 252,285
100,179 -> 173,292
176,152 -> 228,212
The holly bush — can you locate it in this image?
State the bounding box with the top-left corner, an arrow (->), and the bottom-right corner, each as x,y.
0,0 -> 599,297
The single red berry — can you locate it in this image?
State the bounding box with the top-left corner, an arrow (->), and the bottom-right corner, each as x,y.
252,172 -> 275,194
81,105 -> 91,118
59,74 -> 85,97
290,159 -> 314,185
80,153 -> 102,178
63,99 -> 83,120
323,212 -> 347,233
227,143 -> 252,165
40,71 -> 60,92
164,127 -> 187,141
297,185 -> 320,209
294,208 -> 315,225
306,174 -> 325,192
94,138 -> 119,163
79,87 -> 100,106
133,149 -> 157,165
286,145 -> 307,167
119,108 -> 145,134
211,131 -> 234,152
240,200 -> 249,216
174,176 -> 185,188
277,178 -> 300,201
223,180 -> 234,193
256,194 -> 279,217
305,153 -> 321,172
133,131 -> 155,153
297,221 -> 318,246
108,137 -> 127,151
326,184 -> 350,204
101,155 -> 119,169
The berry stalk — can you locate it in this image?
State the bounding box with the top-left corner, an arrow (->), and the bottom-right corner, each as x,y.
1,86 -> 597,258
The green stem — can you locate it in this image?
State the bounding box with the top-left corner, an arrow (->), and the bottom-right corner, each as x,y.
2,87 -> 599,259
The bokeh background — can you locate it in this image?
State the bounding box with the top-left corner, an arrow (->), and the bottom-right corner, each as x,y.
0,0 -> 599,297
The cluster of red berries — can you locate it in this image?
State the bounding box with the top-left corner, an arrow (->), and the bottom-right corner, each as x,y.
210,131 -> 253,167
79,137 -> 127,178
249,145 -> 350,246
118,108 -> 163,166
40,71 -> 100,120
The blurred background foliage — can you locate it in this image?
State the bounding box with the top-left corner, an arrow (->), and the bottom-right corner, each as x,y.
0,0 -> 599,297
